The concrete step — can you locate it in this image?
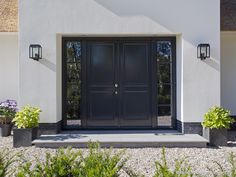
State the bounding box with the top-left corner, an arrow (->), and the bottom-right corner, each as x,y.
33,131 -> 208,148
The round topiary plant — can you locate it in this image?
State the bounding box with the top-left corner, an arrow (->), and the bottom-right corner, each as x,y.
202,106 -> 234,129
12,105 -> 41,129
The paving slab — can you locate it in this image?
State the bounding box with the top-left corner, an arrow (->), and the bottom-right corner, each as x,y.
33,130 -> 208,148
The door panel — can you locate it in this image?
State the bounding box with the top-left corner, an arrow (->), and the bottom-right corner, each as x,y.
120,42 -> 152,127
89,91 -> 114,120
87,42 -> 118,127
90,44 -> 114,85
122,91 -> 149,120
123,44 -> 149,85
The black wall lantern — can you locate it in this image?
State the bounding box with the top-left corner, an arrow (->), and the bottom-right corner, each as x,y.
29,44 -> 42,61
197,43 -> 210,60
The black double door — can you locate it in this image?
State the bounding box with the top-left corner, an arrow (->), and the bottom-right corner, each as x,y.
86,40 -> 153,128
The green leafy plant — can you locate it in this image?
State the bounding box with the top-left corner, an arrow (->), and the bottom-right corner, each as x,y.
76,142 -> 129,177
154,148 -> 194,177
202,106 -> 234,129
208,152 -> 236,177
17,147 -> 81,177
17,142 -> 138,177
12,105 -> 41,129
0,148 -> 21,177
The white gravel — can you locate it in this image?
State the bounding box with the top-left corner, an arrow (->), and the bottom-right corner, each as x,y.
1,133 -> 236,177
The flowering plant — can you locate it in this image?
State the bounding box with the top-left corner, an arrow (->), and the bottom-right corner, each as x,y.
0,100 -> 18,124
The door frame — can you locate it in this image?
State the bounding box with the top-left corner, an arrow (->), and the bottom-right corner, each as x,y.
62,37 -> 177,130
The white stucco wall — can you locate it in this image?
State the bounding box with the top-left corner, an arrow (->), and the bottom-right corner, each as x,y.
0,33 -> 19,102
221,32 -> 236,115
19,0 -> 220,124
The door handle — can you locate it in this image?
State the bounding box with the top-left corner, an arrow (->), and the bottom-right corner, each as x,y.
115,91 -> 118,95
114,84 -> 118,88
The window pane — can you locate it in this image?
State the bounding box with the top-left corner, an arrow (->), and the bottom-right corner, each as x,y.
157,41 -> 172,63
66,99 -> 80,119
157,106 -> 172,127
65,41 -> 81,125
158,64 -> 171,84
67,63 -> 81,82
66,42 -> 81,63
158,84 -> 171,105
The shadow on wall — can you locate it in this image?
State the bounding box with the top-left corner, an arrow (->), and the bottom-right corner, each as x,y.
94,0 -> 220,71
203,58 -> 220,72
40,58 -> 56,72
94,0 -> 214,42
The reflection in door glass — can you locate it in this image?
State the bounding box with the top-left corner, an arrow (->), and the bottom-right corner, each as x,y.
157,41 -> 173,127
65,41 -> 81,127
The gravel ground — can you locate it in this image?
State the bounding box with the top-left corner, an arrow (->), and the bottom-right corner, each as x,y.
1,133 -> 236,177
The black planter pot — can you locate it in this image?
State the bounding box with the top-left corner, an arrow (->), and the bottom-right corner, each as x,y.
0,124 -> 13,137
210,128 -> 228,146
13,127 -> 38,148
203,128 -> 228,146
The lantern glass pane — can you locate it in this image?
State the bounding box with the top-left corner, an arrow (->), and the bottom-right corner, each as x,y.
207,46 -> 210,57
39,47 -> 42,58
200,46 -> 207,58
30,46 -> 33,58
197,46 -> 200,58
32,47 -> 39,58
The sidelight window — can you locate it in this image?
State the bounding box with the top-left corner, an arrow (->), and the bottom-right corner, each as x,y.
63,41 -> 82,128
156,40 -> 175,128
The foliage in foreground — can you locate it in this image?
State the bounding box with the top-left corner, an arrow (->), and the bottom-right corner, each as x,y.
17,142 -> 138,177
208,152 -> 236,177
3,143 -> 236,177
153,148 -> 194,177
0,149 -> 21,177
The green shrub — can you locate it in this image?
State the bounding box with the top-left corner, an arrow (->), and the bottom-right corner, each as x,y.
76,142 -> 128,177
17,142 -> 137,177
12,105 -> 41,129
202,106 -> 234,129
208,152 -> 236,177
17,147 -> 81,177
0,149 -> 21,177
154,148 -> 194,177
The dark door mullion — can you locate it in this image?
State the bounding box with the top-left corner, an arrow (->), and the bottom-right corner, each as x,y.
151,40 -> 157,128
114,41 -> 119,126
117,41 -> 123,127
81,40 -> 87,128
171,38 -> 177,129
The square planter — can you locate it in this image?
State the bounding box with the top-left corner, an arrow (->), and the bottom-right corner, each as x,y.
0,124 -> 12,137
13,127 -> 38,148
203,127 -> 228,146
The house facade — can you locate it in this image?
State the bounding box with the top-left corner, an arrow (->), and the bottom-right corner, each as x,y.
0,0 -> 235,135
